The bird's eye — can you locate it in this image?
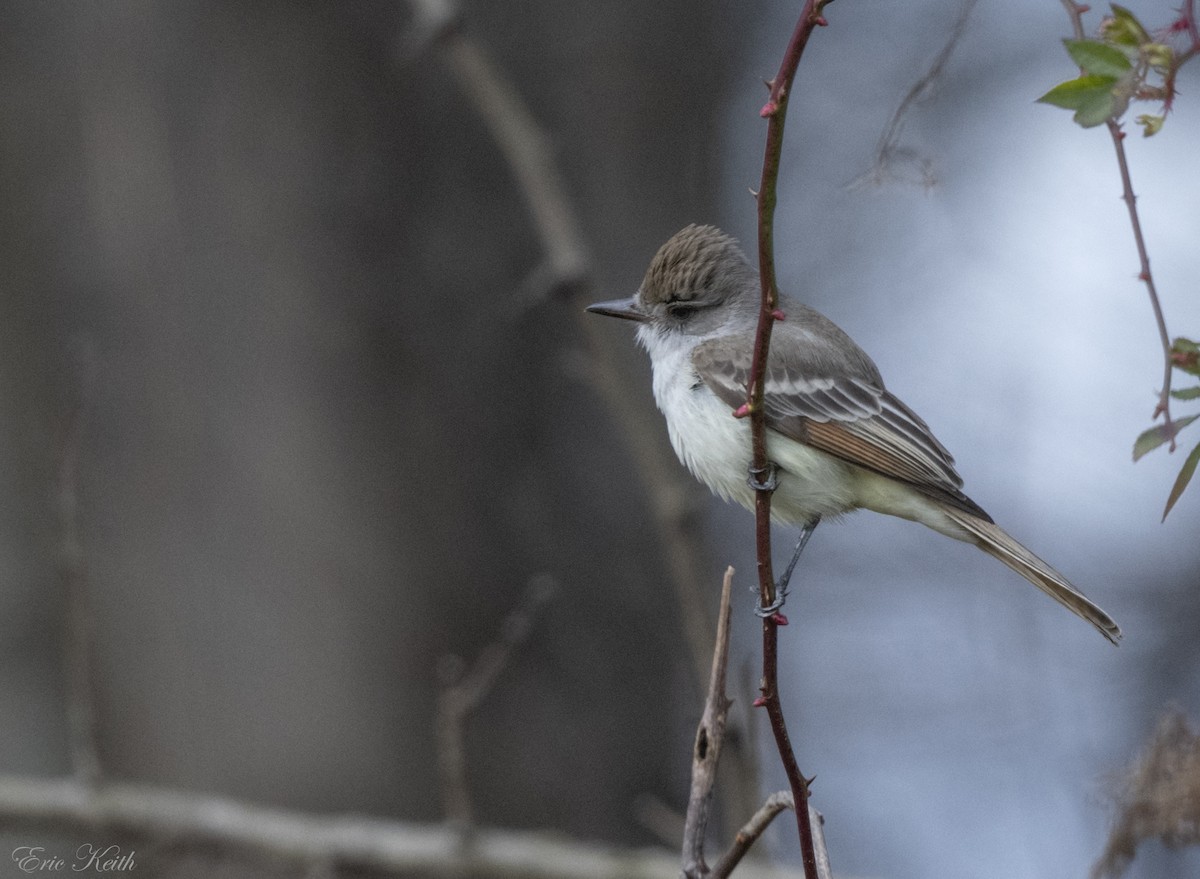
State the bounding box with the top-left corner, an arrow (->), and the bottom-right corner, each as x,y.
666,301 -> 698,320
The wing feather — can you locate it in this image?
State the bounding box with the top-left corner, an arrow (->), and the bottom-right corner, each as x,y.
692,329 -> 990,520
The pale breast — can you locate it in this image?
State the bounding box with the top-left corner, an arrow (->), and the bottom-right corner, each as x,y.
645,332 -> 859,525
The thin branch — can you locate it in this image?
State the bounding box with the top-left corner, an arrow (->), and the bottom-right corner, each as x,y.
435,575 -> 557,828
1162,1 -> 1200,110
681,567 -> 736,878
709,791 -> 791,878
751,4 -> 834,878
401,0 -> 588,301
1105,116 -> 1175,437
850,0 -> 978,190
709,795 -> 832,879
402,0 -> 762,832
1183,0 -> 1200,54
1059,0 -> 1179,444
0,776 -> 813,879
808,805 -> 833,879
404,0 -> 762,837
1059,0 -> 1087,41
402,0 -> 723,702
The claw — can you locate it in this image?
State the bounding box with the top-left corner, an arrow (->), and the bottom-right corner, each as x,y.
755,592 -> 787,619
747,461 -> 779,492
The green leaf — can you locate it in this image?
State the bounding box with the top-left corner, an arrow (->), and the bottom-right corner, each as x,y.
1075,94 -> 1121,127
1162,439 -> 1200,520
1103,4 -> 1150,47
1171,337 -> 1200,376
1136,114 -> 1165,136
1038,75 -> 1117,109
1064,39 -> 1132,77
1170,386 -> 1200,401
1133,414 -> 1200,461
1038,74 -> 1123,127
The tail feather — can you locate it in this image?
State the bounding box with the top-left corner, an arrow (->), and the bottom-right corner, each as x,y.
941,507 -> 1122,645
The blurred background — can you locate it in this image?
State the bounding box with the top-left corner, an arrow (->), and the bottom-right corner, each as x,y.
0,1 -> 1197,877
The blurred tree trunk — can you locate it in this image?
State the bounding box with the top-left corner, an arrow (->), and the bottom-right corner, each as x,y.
0,0 -> 730,846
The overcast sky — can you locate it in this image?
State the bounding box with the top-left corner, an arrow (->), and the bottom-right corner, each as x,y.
708,1 -> 1200,876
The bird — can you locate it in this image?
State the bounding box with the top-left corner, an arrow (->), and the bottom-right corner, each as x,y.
587,224 -> 1121,644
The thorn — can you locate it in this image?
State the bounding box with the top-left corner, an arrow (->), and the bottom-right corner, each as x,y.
762,77 -> 774,90
748,187 -> 759,199
1078,4 -> 1090,12
771,612 -> 789,626
1139,271 -> 1150,281
733,403 -> 751,419
1117,129 -> 1127,140
759,100 -> 779,118
814,15 -> 828,26
752,696 -> 768,708
771,308 -> 786,321
805,774 -> 818,787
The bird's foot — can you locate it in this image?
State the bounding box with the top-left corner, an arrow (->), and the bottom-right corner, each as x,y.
747,461 -> 778,492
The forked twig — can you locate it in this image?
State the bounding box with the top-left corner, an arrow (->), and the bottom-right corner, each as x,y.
435,575 -> 557,828
711,795 -> 831,879
851,0 -> 979,189
681,567 -> 736,877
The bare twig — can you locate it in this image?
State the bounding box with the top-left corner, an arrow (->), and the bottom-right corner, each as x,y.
403,0 -> 762,831
0,775 -> 813,879
750,4 -> 835,878
709,791 -> 791,878
1106,117 -> 1175,437
681,567 -> 736,877
850,0 -> 979,190
1162,2 -> 1200,109
808,805 -> 833,879
402,0 -> 724,703
401,0 -> 588,301
1058,0 -> 1086,38
1180,1 -> 1200,60
435,575 -> 557,828
58,337 -> 101,787
709,795 -> 832,879
403,0 -> 762,838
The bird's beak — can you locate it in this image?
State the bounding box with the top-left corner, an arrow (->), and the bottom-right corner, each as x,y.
585,296 -> 650,323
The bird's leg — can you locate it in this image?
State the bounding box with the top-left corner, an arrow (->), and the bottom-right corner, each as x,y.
755,516 -> 821,618
746,461 -> 779,492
